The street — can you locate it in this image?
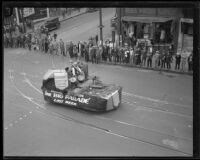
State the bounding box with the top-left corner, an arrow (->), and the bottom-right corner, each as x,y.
4,8 -> 193,156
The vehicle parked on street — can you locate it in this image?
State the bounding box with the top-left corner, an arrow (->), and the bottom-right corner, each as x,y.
44,17 -> 60,32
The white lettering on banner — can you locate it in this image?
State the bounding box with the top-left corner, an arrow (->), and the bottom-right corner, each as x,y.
65,95 -> 91,104
65,100 -> 77,106
53,92 -> 63,99
45,91 -> 51,97
53,99 -> 64,103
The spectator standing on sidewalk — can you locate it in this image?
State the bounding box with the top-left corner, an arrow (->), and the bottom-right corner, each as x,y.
73,45 -> 78,59
59,39 -> 65,56
141,47 -> 147,67
44,37 -> 49,53
91,46 -> 96,64
188,52 -> 193,72
154,51 -> 160,69
147,47 -> 153,68
136,48 -> 141,66
130,48 -> 134,65
161,52 -> 166,69
181,50 -> 188,72
53,32 -> 57,41
175,52 -> 181,70
96,46 -> 101,64
69,41 -> 74,58
166,51 -> 172,69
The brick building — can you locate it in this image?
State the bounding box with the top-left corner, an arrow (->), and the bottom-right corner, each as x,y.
111,8 -> 193,54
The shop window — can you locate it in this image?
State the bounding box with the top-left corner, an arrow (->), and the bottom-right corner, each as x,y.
181,22 -> 193,35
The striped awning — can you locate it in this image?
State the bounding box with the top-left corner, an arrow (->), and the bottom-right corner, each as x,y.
122,16 -> 173,23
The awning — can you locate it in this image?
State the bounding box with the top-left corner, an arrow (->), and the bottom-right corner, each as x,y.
121,16 -> 173,23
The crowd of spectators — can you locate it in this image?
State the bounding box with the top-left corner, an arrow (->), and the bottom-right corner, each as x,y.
4,24 -> 193,73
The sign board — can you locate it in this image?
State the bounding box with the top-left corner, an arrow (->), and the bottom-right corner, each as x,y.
23,8 -> 35,17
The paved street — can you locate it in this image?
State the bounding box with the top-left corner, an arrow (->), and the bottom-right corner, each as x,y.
4,8 -> 193,156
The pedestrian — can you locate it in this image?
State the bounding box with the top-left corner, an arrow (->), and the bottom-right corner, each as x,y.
96,46 -> 101,64
141,47 -> 147,67
154,51 -> 160,69
188,52 -> 193,72
166,52 -> 172,69
147,49 -> 153,68
59,39 -> 65,56
99,45 -> 103,63
136,48 -> 141,66
180,50 -> 187,72
73,45 -> 78,59
44,37 -> 49,53
91,46 -> 96,64
161,52 -> 166,69
53,32 -> 57,41
69,41 -> 74,58
175,52 -> 181,70
77,42 -> 82,60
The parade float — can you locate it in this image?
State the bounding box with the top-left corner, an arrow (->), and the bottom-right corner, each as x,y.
41,61 -> 122,112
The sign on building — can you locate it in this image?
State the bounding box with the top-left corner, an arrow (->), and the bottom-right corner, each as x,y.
23,8 -> 35,17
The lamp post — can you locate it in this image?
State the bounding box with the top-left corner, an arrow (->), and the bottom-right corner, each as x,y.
119,8 -> 122,47
20,8 -> 26,33
98,8 -> 104,46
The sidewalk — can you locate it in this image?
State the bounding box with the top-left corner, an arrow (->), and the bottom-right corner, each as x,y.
99,60 -> 193,76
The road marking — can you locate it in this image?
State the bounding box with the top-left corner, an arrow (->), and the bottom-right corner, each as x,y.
162,139 -> 179,150
95,115 -> 192,141
23,77 -> 43,94
123,91 -> 190,108
122,101 -> 192,119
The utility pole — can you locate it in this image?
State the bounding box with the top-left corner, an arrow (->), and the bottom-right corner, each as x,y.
119,8 -> 122,47
98,8 -> 104,46
20,8 -> 26,33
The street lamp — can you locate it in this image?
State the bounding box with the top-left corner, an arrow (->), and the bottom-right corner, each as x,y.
20,8 -> 26,33
98,8 -> 104,46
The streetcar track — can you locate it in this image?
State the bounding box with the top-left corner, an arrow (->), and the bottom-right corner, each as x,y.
24,72 -> 193,119
21,71 -> 192,112
8,68 -> 192,156
34,104 -> 191,156
19,74 -> 193,141
122,101 -> 192,119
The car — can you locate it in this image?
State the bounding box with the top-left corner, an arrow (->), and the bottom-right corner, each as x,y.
86,8 -> 98,12
41,61 -> 122,112
44,17 -> 60,32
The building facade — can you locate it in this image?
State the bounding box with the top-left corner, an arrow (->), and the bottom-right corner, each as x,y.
111,8 -> 193,54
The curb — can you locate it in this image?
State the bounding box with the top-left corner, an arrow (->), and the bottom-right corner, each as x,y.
34,11 -> 87,25
59,11 -> 87,23
99,61 -> 193,76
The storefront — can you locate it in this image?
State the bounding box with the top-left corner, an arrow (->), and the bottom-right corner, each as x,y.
114,8 -> 184,54
177,18 -> 193,56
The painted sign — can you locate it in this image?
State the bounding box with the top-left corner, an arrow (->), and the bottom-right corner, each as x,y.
23,8 -> 35,17
49,90 -> 91,106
